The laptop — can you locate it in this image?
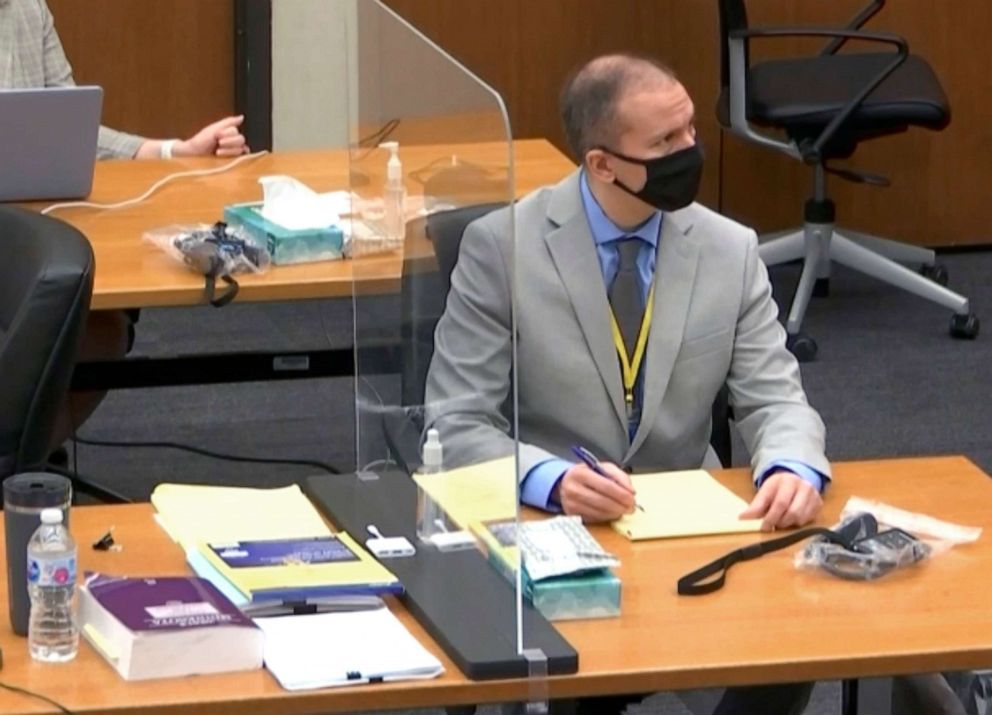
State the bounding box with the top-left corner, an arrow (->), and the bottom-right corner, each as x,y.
0,86 -> 103,202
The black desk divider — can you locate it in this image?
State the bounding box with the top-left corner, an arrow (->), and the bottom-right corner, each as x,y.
304,471 -> 579,680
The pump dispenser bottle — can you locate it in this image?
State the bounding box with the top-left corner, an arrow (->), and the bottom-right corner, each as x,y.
415,429 -> 443,543
378,141 -> 406,245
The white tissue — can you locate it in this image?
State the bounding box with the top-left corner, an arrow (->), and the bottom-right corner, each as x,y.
258,175 -> 342,231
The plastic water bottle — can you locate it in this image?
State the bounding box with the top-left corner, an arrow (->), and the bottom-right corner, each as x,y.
27,508 -> 78,662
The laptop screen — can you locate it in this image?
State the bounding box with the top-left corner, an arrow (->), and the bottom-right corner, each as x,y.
0,85 -> 102,202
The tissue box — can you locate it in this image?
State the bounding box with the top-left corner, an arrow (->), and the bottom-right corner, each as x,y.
524,568 -> 622,622
223,202 -> 345,265
472,520 -> 621,621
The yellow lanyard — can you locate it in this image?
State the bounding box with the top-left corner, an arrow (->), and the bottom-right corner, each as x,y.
609,285 -> 654,418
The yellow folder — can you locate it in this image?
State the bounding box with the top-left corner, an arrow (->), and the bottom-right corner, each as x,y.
613,470 -> 763,540
151,483 -> 331,548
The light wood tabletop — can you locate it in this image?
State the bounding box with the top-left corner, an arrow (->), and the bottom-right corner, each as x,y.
1,456 -> 990,714
25,139 -> 575,311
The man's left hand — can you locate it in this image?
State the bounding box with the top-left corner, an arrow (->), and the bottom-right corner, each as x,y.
176,115 -> 248,157
740,471 -> 823,531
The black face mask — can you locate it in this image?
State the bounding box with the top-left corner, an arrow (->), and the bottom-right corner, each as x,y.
602,143 -> 704,212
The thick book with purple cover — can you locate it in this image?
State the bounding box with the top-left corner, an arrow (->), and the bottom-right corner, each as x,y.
79,573 -> 264,681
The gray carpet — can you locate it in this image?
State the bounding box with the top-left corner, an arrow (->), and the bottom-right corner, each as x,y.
68,249 -> 992,715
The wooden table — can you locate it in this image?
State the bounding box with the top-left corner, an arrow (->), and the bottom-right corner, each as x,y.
2,456 -> 991,714
31,140 -> 575,311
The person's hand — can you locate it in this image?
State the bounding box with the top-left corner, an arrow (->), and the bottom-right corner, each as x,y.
176,115 -> 248,157
554,462 -> 636,522
740,470 -> 823,531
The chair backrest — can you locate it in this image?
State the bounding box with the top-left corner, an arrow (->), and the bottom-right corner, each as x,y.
0,207 -> 94,479
400,202 -> 507,407
717,0 -> 750,94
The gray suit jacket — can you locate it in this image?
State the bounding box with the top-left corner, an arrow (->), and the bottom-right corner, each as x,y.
425,170 -> 830,485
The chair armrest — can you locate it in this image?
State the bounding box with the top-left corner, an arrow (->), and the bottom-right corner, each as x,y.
821,0 -> 886,55
727,26 -> 908,164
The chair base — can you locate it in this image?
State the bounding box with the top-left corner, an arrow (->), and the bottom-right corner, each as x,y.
759,221 -> 979,361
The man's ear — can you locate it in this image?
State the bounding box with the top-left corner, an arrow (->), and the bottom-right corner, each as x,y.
584,148 -> 615,183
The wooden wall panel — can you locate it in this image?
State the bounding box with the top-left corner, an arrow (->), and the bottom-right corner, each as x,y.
385,0 -> 992,247
720,1 -> 992,247
46,0 -> 236,141
384,0 -> 724,208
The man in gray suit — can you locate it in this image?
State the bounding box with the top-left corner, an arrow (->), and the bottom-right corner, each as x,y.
426,53 -> 829,531
425,53 -> 829,715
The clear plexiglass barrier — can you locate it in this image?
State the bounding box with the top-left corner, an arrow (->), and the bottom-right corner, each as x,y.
345,0 -> 557,703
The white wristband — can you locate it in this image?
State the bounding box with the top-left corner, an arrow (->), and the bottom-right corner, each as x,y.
159,139 -> 179,160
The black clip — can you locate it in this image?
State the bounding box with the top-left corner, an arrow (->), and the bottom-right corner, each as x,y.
92,528 -> 118,551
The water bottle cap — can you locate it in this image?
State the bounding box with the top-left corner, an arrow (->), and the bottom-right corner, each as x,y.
40,508 -> 63,525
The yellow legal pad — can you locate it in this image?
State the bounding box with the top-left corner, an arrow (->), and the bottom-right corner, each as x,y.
613,470 -> 763,541
412,456 -> 517,529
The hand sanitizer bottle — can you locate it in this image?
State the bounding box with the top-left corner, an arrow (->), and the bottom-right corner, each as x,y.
378,141 -> 406,246
415,429 -> 444,544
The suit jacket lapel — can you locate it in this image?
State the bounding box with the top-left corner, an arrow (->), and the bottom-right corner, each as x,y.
544,172 -> 628,428
628,211 -> 700,458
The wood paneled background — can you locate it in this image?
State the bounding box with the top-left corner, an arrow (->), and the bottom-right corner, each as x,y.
45,0 -> 990,247
47,0 -> 235,140
384,0 -> 991,247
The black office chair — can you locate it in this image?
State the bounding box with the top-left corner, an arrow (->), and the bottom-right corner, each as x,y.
387,203 -> 734,473
0,207 -> 97,501
717,0 -> 979,361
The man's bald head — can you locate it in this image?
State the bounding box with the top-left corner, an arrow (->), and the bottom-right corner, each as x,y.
559,54 -> 677,161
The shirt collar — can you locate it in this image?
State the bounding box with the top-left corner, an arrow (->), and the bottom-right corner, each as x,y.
579,170 -> 662,248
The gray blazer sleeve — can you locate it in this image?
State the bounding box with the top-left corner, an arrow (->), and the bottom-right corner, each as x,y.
424,214 -> 558,476
729,231 -> 831,479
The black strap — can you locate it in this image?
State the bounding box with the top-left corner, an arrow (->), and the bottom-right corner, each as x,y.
677,527 -> 854,596
204,273 -> 239,307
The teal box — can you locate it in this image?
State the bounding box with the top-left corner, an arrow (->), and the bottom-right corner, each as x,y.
223,202 -> 345,265
483,547 -> 621,621
523,567 -> 622,622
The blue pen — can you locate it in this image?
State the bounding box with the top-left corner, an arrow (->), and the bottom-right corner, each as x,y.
570,445 -> 645,512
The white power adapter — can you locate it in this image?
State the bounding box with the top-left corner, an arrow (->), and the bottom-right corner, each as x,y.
365,525 -> 416,558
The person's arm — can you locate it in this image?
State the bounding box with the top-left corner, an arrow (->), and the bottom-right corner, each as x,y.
39,2 -> 245,160
131,115 -> 248,160
729,230 -> 831,529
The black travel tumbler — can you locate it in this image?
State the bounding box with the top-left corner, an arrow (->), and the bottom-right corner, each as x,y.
4,473 -> 71,636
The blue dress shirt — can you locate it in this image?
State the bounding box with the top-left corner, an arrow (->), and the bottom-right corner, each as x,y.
519,172 -> 826,510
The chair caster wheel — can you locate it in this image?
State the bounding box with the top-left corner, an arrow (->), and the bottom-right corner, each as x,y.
950,313 -> 979,339
786,333 -> 818,362
920,264 -> 949,286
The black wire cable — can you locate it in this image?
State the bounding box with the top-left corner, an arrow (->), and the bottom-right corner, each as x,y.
72,437 -> 341,475
0,680 -> 75,714
357,118 -> 400,147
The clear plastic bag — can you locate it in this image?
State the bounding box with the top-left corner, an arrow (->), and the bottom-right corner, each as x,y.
143,222 -> 271,277
795,497 -> 981,581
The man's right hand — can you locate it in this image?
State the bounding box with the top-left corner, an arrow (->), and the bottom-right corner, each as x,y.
554,462 -> 636,522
